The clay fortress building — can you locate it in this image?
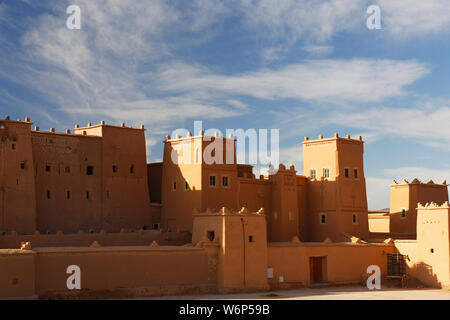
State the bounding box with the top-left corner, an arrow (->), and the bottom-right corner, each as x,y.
1,116 -> 450,299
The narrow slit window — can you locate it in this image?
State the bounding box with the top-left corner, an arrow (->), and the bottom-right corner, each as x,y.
222,176 -> 229,187
67,191 -> 71,200
112,165 -> 118,173
344,168 -> 349,178
130,165 -> 135,174
47,190 -> 51,199
209,175 -> 216,187
86,191 -> 90,200
354,169 -> 358,179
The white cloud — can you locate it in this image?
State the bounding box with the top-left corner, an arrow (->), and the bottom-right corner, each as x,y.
155,59 -> 429,103
328,101 -> 450,150
237,0 -> 366,44
302,45 -> 334,56
2,0 -> 245,131
383,166 -> 450,184
378,0 -> 450,37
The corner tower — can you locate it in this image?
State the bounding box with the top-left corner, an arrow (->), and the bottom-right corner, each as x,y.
302,133 -> 369,242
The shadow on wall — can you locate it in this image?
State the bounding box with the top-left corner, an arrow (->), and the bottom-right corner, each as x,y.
0,229 -> 192,249
407,262 -> 441,288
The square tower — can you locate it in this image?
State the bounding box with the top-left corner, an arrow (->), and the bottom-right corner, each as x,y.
302,133 -> 368,242
161,131 -> 238,232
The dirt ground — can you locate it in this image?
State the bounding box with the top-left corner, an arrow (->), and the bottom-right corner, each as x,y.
144,285 -> 450,300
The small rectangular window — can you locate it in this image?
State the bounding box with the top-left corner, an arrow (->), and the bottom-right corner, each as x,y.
207,230 -> 215,241
65,166 -> 71,173
112,165 -> 118,173
222,176 -> 229,187
352,214 -> 357,224
86,191 -> 90,200
184,180 -> 189,190
46,165 -> 51,172
47,190 -> 51,199
86,166 -> 94,175
310,169 -> 316,180
320,213 -> 326,224
11,144 -> 16,150
210,175 -> 216,187
249,235 -> 254,243
67,191 -> 71,200
344,168 -> 349,178
401,209 -> 406,218
20,161 -> 25,170
130,165 -> 135,174
172,180 -> 177,191
323,168 -> 330,179
354,169 -> 358,179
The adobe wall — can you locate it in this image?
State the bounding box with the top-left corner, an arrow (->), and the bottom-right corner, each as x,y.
0,245 -> 217,299
0,230 -> 192,249
267,242 -> 394,288
0,119 -> 37,234
368,212 -> 390,233
0,249 -> 36,298
390,180 -> 448,234
31,131 -> 103,233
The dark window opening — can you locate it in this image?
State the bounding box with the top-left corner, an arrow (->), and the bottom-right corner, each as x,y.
65,166 -> 70,173
130,165 -> 135,174
173,181 -> 177,190
153,223 -> 160,230
222,176 -> 229,187
11,144 -> 16,150
185,181 -> 189,190
112,165 -> 118,173
344,168 -> 349,178
207,230 -> 215,241
67,191 -> 70,200
20,161 -> 25,170
431,248 -> 434,253
47,190 -> 51,199
46,165 -> 51,172
354,169 -> 358,179
86,191 -> 90,200
86,166 -> 94,175
16,179 -> 19,185
320,214 -> 326,224
401,209 -> 406,218
249,235 -> 254,243
352,214 -> 357,223
210,175 -> 216,186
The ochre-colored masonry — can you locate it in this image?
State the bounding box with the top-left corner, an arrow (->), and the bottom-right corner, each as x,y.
0,116 -> 449,298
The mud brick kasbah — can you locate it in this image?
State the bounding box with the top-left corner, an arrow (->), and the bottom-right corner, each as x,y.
0,116 -> 449,299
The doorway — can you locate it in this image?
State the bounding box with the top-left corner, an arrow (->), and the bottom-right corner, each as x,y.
310,256 -> 327,284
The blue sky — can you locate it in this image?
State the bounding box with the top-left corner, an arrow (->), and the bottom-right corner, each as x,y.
1,0 -> 450,209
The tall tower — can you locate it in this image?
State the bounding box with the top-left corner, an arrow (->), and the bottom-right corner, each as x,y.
302,133 -> 369,242
0,116 -> 37,233
161,132 -> 238,232
73,122 -> 151,231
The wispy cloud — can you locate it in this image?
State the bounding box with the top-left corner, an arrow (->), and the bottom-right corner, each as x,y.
377,0 -> 450,37
155,59 -> 429,103
327,100 -> 450,150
